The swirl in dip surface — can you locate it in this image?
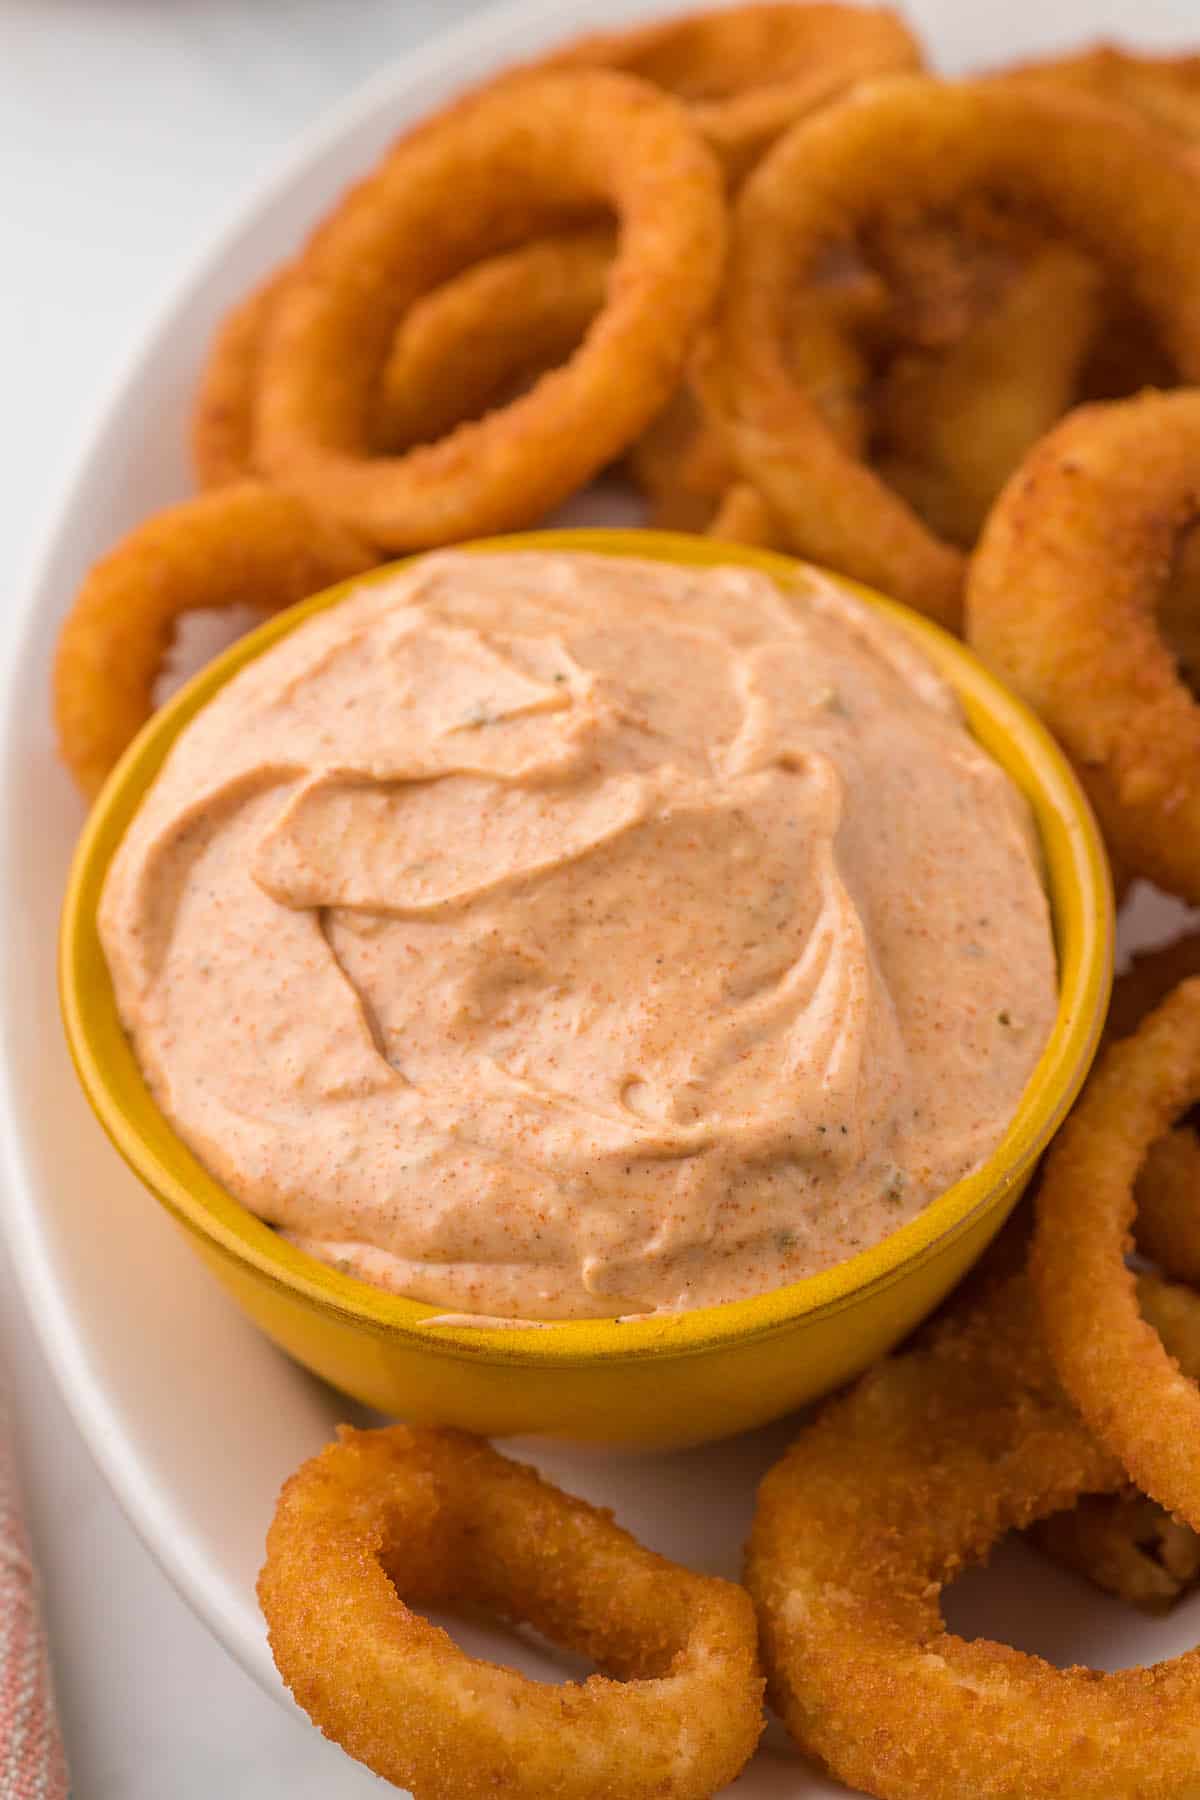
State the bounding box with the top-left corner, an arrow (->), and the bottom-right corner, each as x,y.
99,550 -> 1057,1320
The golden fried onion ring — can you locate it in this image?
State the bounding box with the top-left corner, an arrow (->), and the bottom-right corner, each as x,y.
712,77 -> 1200,627
968,391 -> 1200,902
1033,978 -> 1200,1533
53,483 -> 373,798
995,43 -> 1200,163
707,483 -> 780,546
1104,933 -> 1200,1289
192,270 -> 292,490
1031,1488 -> 1200,1617
193,232 -> 611,494
1025,929 -> 1200,1611
254,71 -> 727,552
876,242 -> 1105,549
1030,1123 -> 1200,1613
536,3 -> 924,183
747,1267 -> 1200,1798
373,229 -> 611,455
627,386 -> 738,531
1135,1126 -> 1200,1289
260,1425 -> 764,1799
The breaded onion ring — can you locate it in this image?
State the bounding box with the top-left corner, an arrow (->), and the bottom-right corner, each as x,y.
633,247 -> 888,538
1101,934 -> 1200,1288
53,484 -> 373,798
1032,979 -> 1200,1532
192,233 -> 610,493
968,391 -> 1200,901
1097,934 -> 1200,1288
1030,1143 -> 1200,1613
627,387 -> 738,532
259,1425 -> 763,1799
923,1196 -> 1200,1617
373,229 -> 612,454
628,396 -> 780,544
192,270 -> 292,490
876,243 -> 1105,549
254,72 -> 727,552
536,3 -> 925,184
713,77 -> 1200,627
995,43 -> 1200,164
1031,1488 -> 1200,1616
707,483 -> 780,546
1135,1125 -> 1200,1288
747,1268 -> 1200,1799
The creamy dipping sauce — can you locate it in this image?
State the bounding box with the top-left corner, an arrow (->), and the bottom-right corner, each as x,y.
100,551 -> 1057,1319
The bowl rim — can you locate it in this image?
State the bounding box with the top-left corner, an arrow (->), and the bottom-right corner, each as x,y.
60,527 -> 1113,1366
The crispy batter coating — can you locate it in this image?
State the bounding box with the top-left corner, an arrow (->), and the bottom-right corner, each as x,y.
193,233 -> 611,499
1031,933 -> 1200,1610
713,77 -> 1200,629
373,230 -> 611,454
627,385 -> 738,531
535,3 -> 925,184
635,253 -> 889,538
254,71 -> 727,551
996,43 -> 1200,163
1158,525 -> 1200,692
707,483 -> 780,546
192,270 -> 292,489
1032,979 -> 1200,1531
1135,1126 -> 1200,1287
968,391 -> 1200,901
1032,1489 -> 1200,1614
1030,1274 -> 1200,1612
260,1426 -> 763,1799
877,243 -> 1105,548
53,484 -> 373,797
748,1267 -> 1200,1798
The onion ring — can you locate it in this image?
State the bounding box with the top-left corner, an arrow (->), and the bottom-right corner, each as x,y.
744,1267 -> 1200,1799
707,483 -> 780,546
192,232 -> 611,495
259,1424 -> 764,1799
1029,1260 -> 1200,1612
53,483 -> 373,798
635,255 -> 889,536
253,71 -> 726,552
876,242 -> 1105,548
927,1194 -> 1200,1617
1135,1125 -> 1200,1288
1031,941 -> 1200,1609
627,387 -> 734,530
967,391 -> 1200,901
1031,1487 -> 1200,1616
535,3 -> 925,184
712,77 -> 1200,627
1104,933 -> 1200,1284
192,270 -> 292,490
1032,978 -> 1200,1533
995,44 -> 1200,164
373,229 -> 612,454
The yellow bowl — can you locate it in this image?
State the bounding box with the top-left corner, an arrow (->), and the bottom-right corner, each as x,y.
60,529 -> 1112,1449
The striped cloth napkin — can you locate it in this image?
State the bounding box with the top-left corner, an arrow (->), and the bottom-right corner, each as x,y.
0,1383 -> 69,1799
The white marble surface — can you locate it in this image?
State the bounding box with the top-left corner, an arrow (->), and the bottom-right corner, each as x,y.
0,5 -> 484,1793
